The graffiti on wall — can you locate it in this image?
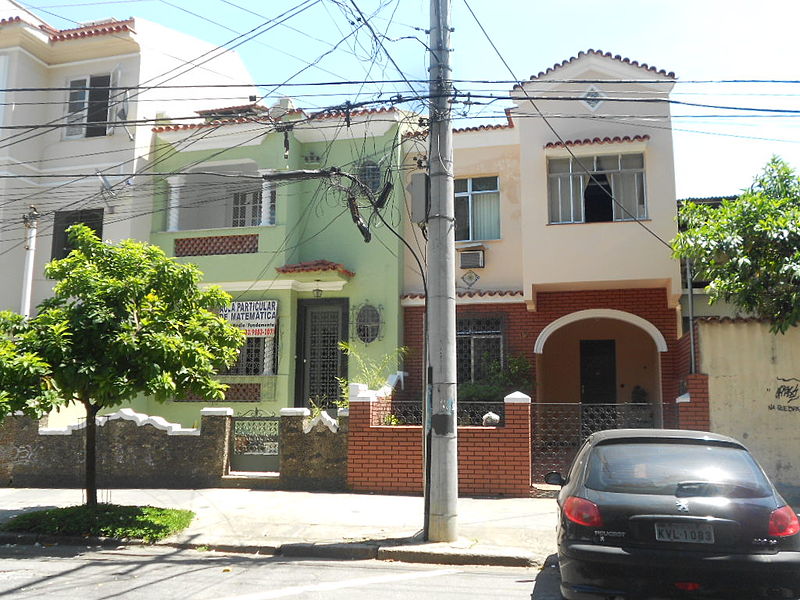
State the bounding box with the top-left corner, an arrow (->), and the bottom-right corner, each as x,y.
769,377 -> 800,413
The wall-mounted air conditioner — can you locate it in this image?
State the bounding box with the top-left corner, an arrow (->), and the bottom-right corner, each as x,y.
459,249 -> 485,269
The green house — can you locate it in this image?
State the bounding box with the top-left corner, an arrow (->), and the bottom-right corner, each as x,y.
131,100 -> 414,426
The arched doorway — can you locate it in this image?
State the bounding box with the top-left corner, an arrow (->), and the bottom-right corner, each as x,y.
531,309 -> 667,479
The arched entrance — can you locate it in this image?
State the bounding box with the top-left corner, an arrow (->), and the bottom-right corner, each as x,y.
531,309 -> 667,479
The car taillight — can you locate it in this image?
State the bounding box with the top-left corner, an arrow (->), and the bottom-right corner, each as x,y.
564,496 -> 603,527
768,506 -> 800,537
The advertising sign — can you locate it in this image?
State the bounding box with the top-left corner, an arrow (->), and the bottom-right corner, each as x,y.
219,300 -> 278,337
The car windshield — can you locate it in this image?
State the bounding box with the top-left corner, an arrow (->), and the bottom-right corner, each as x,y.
584,442 -> 772,497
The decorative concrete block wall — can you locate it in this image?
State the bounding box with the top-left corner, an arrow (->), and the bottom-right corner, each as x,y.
0,408 -> 232,488
279,408 -> 348,490
347,384 -> 533,497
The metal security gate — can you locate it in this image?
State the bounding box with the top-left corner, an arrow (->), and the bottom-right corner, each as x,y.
230,414 -> 280,472
532,403 -> 655,481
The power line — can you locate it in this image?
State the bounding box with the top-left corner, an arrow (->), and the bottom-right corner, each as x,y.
461,0 -> 673,251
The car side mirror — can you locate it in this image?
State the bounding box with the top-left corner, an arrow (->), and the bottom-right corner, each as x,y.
544,472 -> 566,486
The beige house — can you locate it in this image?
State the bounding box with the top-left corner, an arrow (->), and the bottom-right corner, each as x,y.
0,0 -> 255,314
401,51 -> 687,475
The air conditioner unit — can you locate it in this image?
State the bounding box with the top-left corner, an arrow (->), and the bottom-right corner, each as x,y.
459,249 -> 485,269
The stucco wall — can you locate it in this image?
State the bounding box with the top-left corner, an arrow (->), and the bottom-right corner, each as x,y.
700,320 -> 800,489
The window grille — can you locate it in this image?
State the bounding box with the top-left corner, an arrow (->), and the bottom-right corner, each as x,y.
355,304 -> 382,343
224,336 -> 277,376
456,316 -> 504,382
232,190 -> 262,227
358,160 -> 382,192
547,153 -> 646,224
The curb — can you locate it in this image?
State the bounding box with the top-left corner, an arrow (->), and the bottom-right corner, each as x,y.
0,532 -> 541,568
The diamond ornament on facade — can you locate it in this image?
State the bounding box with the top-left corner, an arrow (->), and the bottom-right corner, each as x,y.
461,270 -> 480,287
582,85 -> 605,111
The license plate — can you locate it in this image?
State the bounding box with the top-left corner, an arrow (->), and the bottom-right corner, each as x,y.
654,522 -> 714,544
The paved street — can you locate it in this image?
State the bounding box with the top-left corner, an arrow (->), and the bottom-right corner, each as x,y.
0,545 -> 562,599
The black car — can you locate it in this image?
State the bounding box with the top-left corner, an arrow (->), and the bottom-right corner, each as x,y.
545,429 -> 800,600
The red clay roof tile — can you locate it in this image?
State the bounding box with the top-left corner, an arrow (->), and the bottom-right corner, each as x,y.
544,134 -> 649,149
50,18 -> 135,42
516,50 -> 675,88
276,259 -> 355,278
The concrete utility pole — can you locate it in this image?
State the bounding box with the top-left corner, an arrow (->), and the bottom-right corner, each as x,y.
20,205 -> 40,319
426,0 -> 458,542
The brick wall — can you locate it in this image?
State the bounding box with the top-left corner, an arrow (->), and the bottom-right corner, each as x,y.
401,289 -> 681,426
677,373 -> 710,430
347,390 -> 532,497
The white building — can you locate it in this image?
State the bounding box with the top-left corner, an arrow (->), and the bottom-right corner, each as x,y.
0,0 -> 255,312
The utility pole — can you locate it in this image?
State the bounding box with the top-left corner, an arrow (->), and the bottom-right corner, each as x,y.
20,206 -> 40,319
425,0 -> 457,542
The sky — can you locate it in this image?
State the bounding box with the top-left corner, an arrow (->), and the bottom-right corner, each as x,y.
17,0 -> 800,199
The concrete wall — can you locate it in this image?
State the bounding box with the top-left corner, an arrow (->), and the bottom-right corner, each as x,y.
279,408 -> 348,491
699,320 -> 800,490
0,408 -> 231,488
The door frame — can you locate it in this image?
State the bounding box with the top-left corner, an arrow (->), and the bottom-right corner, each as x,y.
294,298 -> 349,408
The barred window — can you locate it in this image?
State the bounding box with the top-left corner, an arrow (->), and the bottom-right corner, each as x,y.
456,316 -> 504,383
358,160 -> 382,192
232,190 -> 262,227
223,336 -> 277,376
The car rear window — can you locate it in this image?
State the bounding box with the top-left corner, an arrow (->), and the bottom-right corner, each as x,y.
585,442 -> 772,497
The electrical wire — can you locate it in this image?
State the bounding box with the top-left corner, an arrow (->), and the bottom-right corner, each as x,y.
462,0 -> 674,251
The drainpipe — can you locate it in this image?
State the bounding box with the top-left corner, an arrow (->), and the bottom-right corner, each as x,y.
686,259 -> 696,374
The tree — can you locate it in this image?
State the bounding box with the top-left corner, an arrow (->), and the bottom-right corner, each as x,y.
673,156 -> 800,333
0,225 -> 245,505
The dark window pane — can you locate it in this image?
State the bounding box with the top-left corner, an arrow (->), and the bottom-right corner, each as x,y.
454,195 -> 470,241
51,209 -> 104,260
454,178 -> 468,193
585,443 -> 771,496
86,74 -> 111,137
472,176 -> 498,192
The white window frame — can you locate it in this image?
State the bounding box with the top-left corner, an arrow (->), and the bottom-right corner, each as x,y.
64,71 -> 117,139
454,176 -> 500,242
231,190 -> 263,227
547,153 -> 647,224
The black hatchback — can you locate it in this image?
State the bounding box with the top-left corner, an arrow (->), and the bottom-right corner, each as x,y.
545,429 -> 800,600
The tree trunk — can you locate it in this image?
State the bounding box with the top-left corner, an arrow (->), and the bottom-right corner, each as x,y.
82,397 -> 99,507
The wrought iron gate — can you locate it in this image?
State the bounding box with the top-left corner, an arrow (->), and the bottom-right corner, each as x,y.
532,403 -> 655,482
230,414 -> 280,472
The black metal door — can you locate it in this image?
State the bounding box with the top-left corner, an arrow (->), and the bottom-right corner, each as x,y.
295,299 -> 348,409
580,339 -> 616,404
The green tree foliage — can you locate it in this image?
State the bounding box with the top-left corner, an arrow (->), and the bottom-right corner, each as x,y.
673,156 -> 800,333
0,225 -> 245,504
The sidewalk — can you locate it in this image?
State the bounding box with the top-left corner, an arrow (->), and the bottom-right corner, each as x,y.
0,488 -> 558,568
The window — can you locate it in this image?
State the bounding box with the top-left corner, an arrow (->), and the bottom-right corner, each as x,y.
355,304 -> 381,343
357,160 -> 382,193
456,316 -> 504,382
66,75 -> 112,138
231,185 -> 276,228
232,190 -> 261,227
224,336 -> 277,376
547,153 -> 646,224
454,176 -> 500,241
51,209 -> 103,260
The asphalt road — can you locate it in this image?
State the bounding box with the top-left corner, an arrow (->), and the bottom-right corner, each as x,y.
0,544 -> 564,599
